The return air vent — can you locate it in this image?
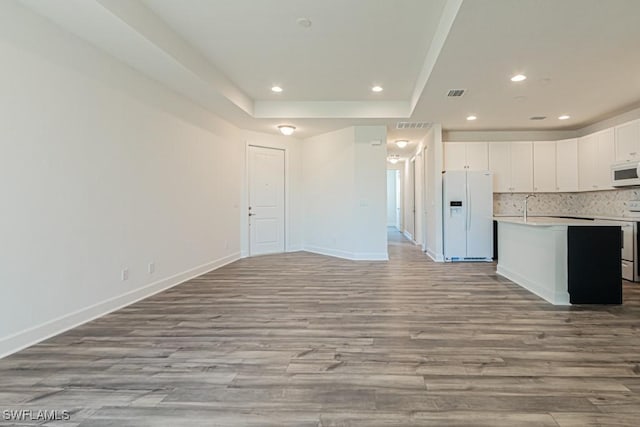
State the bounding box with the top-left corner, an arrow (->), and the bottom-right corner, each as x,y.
396,122 -> 431,130
529,116 -> 547,121
447,89 -> 466,97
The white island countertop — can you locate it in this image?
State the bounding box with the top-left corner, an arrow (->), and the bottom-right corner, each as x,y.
494,216 -> 601,226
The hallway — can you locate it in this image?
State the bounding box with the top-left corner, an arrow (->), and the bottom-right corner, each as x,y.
1,231 -> 640,426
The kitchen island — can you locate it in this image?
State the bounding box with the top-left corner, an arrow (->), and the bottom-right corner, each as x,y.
495,216 -> 622,305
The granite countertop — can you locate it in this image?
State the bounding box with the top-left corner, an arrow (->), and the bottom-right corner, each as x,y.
494,216 -> 606,226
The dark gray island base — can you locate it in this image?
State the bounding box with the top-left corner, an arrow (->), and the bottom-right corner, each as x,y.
495,217 -> 621,305
567,226 -> 621,304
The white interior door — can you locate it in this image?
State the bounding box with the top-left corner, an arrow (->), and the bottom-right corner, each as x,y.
248,146 -> 285,255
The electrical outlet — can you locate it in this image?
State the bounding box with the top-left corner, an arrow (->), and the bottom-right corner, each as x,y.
148,262 -> 155,274
224,240 -> 229,249
121,268 -> 129,281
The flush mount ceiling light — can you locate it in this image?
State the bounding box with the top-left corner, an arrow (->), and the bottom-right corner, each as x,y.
395,140 -> 408,148
278,125 -> 296,136
271,85 -> 283,93
466,115 -> 477,121
388,155 -> 400,164
510,74 -> 527,82
558,115 -> 571,120
371,85 -> 383,93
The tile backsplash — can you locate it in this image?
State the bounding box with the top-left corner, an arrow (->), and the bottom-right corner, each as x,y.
494,188 -> 640,218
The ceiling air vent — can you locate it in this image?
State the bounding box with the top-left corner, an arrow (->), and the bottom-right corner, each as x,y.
396,122 -> 431,130
447,89 -> 466,97
529,116 -> 547,121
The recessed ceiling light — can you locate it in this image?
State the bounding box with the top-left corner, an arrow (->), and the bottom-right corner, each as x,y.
558,115 -> 570,120
271,86 -> 283,93
278,125 -> 296,136
466,115 -> 477,121
395,140 -> 408,148
371,86 -> 383,93
510,74 -> 527,82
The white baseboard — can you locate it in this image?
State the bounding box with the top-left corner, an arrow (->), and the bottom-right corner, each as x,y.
496,265 -> 570,306
350,252 -> 389,261
427,249 -> 444,262
403,230 -> 414,242
0,252 -> 241,359
286,245 -> 304,252
303,245 -> 388,261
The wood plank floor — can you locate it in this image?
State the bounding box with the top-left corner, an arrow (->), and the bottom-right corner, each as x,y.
2,229 -> 640,426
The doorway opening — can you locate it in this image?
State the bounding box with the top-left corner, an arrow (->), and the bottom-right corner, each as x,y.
386,169 -> 401,230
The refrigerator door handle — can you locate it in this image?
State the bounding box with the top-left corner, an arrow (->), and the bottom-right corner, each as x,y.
466,179 -> 471,231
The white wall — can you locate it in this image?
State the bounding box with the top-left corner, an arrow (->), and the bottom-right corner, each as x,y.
353,126 -> 388,258
302,126 -> 388,260
0,2 -> 244,357
425,125 -> 444,261
301,127 -> 355,257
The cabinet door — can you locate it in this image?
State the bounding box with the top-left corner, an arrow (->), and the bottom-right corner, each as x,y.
615,120 -> 640,162
488,142 -> 511,192
510,142 -> 534,192
444,142 -> 467,171
465,142 -> 489,170
578,133 -> 598,191
596,128 -> 615,190
533,141 -> 556,192
556,138 -> 579,192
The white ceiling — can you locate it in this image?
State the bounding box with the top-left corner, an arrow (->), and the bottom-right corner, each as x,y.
142,0 -> 447,102
20,0 -> 640,159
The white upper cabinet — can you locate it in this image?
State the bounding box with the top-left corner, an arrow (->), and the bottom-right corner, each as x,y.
596,128 -> 615,189
533,141 -> 556,193
443,142 -> 467,170
578,133 -> 598,191
615,119 -> 640,162
444,142 -> 488,170
555,138 -> 579,192
510,142 -> 534,193
465,142 -> 489,170
488,142 -> 511,192
488,141 -> 533,193
579,129 -> 615,191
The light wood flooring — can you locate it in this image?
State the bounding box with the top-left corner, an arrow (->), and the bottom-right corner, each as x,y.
2,229 -> 640,426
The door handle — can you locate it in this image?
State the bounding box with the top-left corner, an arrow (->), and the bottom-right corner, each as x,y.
248,213 -> 256,216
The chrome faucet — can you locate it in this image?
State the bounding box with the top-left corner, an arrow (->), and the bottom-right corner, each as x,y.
524,194 -> 536,222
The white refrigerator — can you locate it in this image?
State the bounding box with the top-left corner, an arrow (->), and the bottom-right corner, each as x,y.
443,170 -> 493,262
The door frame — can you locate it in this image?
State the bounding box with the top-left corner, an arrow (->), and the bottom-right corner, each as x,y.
244,142 -> 289,257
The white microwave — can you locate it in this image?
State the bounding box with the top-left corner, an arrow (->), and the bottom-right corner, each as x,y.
611,161 -> 640,187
